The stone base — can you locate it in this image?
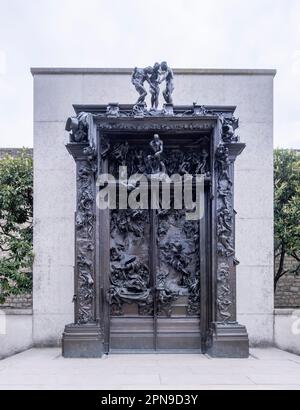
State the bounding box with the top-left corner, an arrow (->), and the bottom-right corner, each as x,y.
62,323 -> 104,358
163,103 -> 174,116
207,322 -> 249,358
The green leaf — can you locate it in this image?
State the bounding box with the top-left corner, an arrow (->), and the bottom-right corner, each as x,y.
0,149 -> 33,303
274,148 -> 300,286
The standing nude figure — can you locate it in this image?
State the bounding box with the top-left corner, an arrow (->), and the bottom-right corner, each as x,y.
149,62 -> 161,110
131,66 -> 153,104
160,61 -> 174,104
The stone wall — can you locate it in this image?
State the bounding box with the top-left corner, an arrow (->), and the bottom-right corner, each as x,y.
275,257 -> 300,308
0,148 -> 33,159
0,294 -> 32,309
31,67 -> 275,346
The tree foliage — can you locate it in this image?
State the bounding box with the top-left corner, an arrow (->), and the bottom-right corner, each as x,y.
0,150 -> 33,303
274,148 -> 300,289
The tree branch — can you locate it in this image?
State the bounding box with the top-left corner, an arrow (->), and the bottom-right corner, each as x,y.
274,245 -> 286,290
0,244 -> 11,252
290,263 -> 300,276
291,252 -> 300,263
276,270 -> 289,281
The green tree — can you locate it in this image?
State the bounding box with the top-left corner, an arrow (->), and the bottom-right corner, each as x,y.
274,148 -> 300,290
0,150 -> 33,303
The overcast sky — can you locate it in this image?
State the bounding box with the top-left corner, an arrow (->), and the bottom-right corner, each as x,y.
0,0 -> 299,148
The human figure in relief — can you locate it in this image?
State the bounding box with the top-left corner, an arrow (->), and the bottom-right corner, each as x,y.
150,134 -> 163,159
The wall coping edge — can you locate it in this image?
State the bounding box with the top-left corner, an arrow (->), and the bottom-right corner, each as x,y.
31,67 -> 277,77
0,309 -> 33,316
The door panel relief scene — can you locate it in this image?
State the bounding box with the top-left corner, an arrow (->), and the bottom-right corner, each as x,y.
106,134 -> 209,351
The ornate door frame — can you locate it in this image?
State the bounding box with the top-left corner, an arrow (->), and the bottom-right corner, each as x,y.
62,103 -> 249,358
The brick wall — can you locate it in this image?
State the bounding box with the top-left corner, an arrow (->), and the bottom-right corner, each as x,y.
275,256 -> 300,308
0,148 -> 33,160
0,293 -> 32,309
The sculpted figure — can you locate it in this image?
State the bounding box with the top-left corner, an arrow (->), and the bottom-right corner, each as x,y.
148,134 -> 166,175
159,61 -> 174,104
131,66 -> 153,104
73,122 -> 87,142
111,142 -> 129,166
161,240 -> 192,287
150,134 -> 163,158
149,62 -> 161,110
197,148 -> 209,174
131,62 -> 175,107
216,145 -> 231,181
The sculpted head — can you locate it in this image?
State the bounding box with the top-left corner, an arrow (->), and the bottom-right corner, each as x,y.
161,61 -> 168,71
145,66 -> 153,75
153,62 -> 160,72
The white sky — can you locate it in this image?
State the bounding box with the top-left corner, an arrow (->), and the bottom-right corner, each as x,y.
0,0 -> 299,148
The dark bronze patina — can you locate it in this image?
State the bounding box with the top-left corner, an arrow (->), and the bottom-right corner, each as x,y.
131,62 -> 174,109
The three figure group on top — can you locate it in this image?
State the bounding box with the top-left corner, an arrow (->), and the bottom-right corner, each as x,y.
131,61 -> 174,110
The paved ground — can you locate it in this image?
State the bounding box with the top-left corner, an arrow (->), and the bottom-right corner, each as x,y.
0,348 -> 300,390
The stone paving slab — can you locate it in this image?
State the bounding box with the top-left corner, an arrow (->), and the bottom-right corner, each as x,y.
0,348 -> 299,390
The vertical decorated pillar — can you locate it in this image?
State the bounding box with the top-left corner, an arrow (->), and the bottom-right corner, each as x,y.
62,113 -> 103,358
208,116 -> 249,358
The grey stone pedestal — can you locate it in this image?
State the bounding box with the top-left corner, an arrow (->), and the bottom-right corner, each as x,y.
207,322 -> 249,358
62,324 -> 104,358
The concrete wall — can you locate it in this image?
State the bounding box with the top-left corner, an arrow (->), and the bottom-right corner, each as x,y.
275,309 -> 300,355
32,67 -> 276,346
0,309 -> 33,359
